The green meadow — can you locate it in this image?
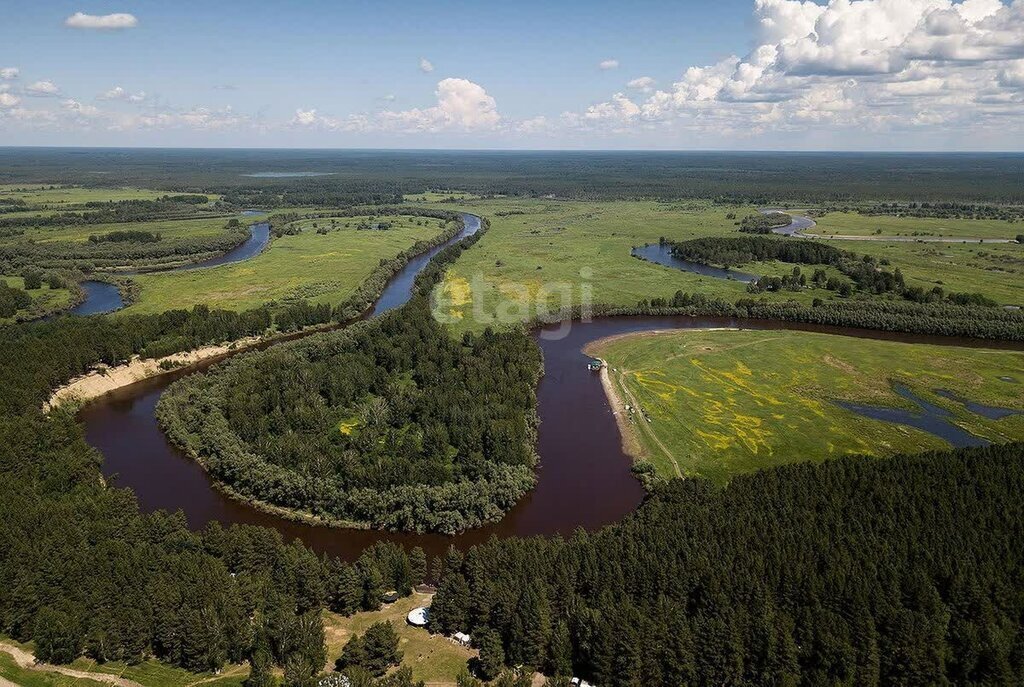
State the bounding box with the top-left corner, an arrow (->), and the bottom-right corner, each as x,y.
122,215 -> 446,314
812,210 -> 1021,240
433,199 -> 1024,333
13,216 -> 241,244
0,184 -> 190,206
587,329 -> 1024,483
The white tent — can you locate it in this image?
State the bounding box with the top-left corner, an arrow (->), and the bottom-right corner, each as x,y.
451,631 -> 471,646
406,606 -> 430,627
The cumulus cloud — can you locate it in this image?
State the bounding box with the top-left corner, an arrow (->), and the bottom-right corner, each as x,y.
419,58 -> 434,73
626,76 -> 656,93
291,78 -> 501,134
0,68 -> 18,80
561,0 -> 1024,142
599,59 -> 620,70
0,92 -> 20,109
99,86 -> 146,102
65,12 -> 138,30
377,78 -> 500,132
26,80 -> 59,96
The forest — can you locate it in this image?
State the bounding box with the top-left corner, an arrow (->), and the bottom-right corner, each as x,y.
158,300 -> 541,534
2,149 -> 1022,204
1,148 -> 1023,685
428,442 -> 1024,685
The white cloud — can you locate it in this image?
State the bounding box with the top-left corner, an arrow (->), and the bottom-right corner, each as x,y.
599,59 -> 620,70
0,68 -> 18,80
561,0 -> 1024,143
26,80 -> 59,96
0,92 -> 20,109
998,60 -> 1024,88
292,78 -> 501,134
419,58 -> 434,73
99,86 -> 146,102
627,76 -> 655,93
381,78 -> 501,131
61,99 -> 100,117
65,12 -> 138,30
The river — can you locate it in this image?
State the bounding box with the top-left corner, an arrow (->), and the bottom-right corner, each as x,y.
68,221 -> 273,316
78,217 -> 1024,561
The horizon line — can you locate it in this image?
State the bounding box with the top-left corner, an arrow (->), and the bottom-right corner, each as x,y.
1,145 -> 1023,155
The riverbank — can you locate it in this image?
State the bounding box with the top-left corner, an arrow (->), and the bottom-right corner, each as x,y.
584,328 -> 741,478
582,327 -> 1024,483
45,334 -> 266,411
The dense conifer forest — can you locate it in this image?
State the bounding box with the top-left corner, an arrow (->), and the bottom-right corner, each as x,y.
429,442 -> 1024,685
157,298 -> 542,533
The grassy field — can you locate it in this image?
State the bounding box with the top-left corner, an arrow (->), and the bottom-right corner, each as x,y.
0,652 -> 109,687
0,275 -> 74,323
0,185 -> 191,206
323,593 -> 473,685
122,215 -> 446,314
432,199 -> 1024,333
813,211 -> 1021,240
10,216 -> 242,244
586,329 -> 1024,483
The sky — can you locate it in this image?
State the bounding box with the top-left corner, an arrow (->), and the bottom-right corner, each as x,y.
1,0 -> 1022,150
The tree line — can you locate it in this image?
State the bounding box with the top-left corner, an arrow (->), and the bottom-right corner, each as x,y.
429,442 -> 1024,685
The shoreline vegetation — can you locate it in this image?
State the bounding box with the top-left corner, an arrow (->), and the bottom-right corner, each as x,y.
154,216 -> 548,535
4,150 -> 1024,685
44,210 -> 469,410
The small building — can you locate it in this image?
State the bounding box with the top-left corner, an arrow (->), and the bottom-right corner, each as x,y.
407,606 -> 430,627
587,358 -> 604,371
570,679 -> 597,687
451,631 -> 471,646
381,591 -> 400,604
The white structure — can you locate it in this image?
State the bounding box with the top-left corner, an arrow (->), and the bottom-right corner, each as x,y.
570,679 -> 596,687
451,631 -> 471,646
407,606 -> 430,627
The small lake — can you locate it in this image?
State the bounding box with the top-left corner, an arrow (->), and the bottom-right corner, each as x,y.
837,383 -> 990,448
242,172 -> 335,178
69,281 -> 124,316
632,243 -> 756,282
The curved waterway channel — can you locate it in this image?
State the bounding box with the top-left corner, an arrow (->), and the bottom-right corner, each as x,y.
69,220 -> 272,316
78,213 -> 1024,561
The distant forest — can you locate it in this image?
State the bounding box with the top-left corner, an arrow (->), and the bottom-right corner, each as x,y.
0,149 -> 1022,203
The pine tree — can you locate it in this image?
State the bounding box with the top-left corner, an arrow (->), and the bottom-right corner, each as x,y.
409,547 -> 427,586
476,629 -> 505,681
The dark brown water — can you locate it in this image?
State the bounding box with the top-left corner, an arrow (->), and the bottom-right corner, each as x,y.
76,210 -> 1024,560
79,304 -> 1024,561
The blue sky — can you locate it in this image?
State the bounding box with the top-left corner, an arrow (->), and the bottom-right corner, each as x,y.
1,1 -> 1022,149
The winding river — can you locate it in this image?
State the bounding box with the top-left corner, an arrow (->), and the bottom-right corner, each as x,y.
76,212 -> 1024,562
69,220 -> 273,316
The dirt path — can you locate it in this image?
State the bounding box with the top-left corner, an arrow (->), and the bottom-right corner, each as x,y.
0,640 -> 143,687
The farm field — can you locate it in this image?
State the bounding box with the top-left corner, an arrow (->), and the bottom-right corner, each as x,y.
323,594 -> 473,685
586,329 -> 1024,483
812,211 -> 1021,240
121,215 -> 447,314
433,199 -> 1024,332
